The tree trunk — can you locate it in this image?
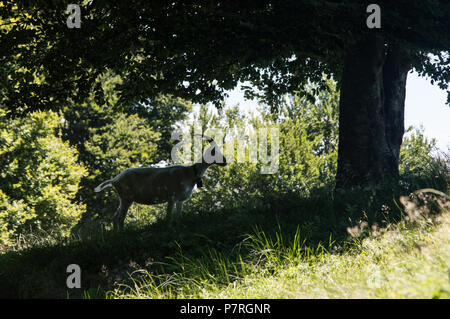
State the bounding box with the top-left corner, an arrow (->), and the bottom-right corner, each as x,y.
335,35 -> 411,190
383,43 -> 411,170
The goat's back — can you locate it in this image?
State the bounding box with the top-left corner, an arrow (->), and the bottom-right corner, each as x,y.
113,165 -> 195,204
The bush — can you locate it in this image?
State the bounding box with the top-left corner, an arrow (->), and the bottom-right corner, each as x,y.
0,111 -> 86,245
179,79 -> 447,219
399,126 -> 449,192
400,125 -> 437,176
82,113 -> 161,218
183,79 -> 339,213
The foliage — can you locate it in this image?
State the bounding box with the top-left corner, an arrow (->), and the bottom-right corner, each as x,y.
130,96 -> 193,161
0,92 -> 447,297
86,114 -> 160,176
183,79 -> 339,213
400,125 -> 437,175
61,73 -> 191,163
113,78 -> 445,224
1,1 -> 449,113
60,73 -> 191,218
83,112 -> 161,217
2,1 -> 448,191
0,111 -> 86,245
399,126 -> 449,192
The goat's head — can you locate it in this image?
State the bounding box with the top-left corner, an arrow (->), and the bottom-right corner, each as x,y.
196,134 -> 227,167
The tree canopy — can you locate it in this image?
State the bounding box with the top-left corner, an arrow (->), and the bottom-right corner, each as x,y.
1,0 -> 449,189
1,0 -> 449,116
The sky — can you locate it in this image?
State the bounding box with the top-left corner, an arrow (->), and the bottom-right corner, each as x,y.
403,72 -> 449,151
223,71 -> 450,152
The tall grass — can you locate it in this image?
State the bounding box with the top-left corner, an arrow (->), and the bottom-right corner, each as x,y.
0,155 -> 448,298
109,202 -> 450,299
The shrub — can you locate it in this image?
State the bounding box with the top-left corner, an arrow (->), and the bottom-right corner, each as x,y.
399,126 -> 449,192
184,79 -> 339,213
83,113 -> 161,218
0,111 -> 86,245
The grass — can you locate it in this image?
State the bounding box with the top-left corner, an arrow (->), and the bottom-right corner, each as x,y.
215,215 -> 450,299
0,186 -> 448,299
110,205 -> 450,299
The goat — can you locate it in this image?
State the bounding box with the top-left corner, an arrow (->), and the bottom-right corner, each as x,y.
94,135 -> 227,231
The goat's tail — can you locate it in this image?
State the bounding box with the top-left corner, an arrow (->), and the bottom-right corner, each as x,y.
94,179 -> 113,192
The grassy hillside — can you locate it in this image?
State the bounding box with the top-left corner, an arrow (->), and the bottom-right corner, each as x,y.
0,189 -> 448,299
115,206 -> 450,299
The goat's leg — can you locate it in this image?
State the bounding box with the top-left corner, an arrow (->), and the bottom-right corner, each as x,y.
167,200 -> 175,220
113,199 -> 132,231
176,201 -> 184,216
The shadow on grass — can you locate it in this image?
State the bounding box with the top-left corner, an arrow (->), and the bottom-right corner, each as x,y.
0,185 -> 447,298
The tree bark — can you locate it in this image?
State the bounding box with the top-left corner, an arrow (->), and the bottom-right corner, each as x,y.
335,35 -> 411,190
382,43 -> 411,170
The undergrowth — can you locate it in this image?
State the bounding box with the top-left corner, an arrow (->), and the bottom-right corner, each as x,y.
0,173 -> 448,299
109,194 -> 450,299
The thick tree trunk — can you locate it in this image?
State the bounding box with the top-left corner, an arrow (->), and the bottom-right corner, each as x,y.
383,43 -> 411,169
335,35 -> 411,190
